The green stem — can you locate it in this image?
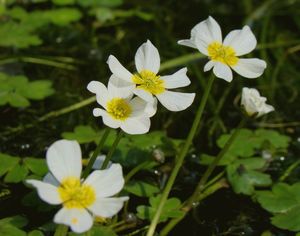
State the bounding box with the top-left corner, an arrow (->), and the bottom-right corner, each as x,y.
279,159 -> 300,182
125,160 -> 153,182
187,118 -> 246,206
54,225 -> 68,236
82,128 -> 111,178
160,119 -> 246,235
101,130 -> 123,170
146,75 -> 215,236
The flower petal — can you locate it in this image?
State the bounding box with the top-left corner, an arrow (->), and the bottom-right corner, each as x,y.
46,140 -> 82,182
92,155 -> 112,170
213,62 -> 233,82
135,40 -> 160,74
54,208 -> 93,234
26,179 -> 61,204
156,91 -> 195,111
177,39 -> 197,49
204,60 -> 216,72
193,16 -> 223,55
133,88 -> 155,103
87,81 -> 109,108
107,55 -> 133,82
160,68 -> 191,89
108,75 -> 134,99
84,164 -> 125,198
231,58 -> 267,78
88,197 -> 129,218
223,26 -> 257,56
43,173 -> 60,186
129,97 -> 148,117
121,117 -> 151,134
93,108 -> 105,117
100,110 -> 121,129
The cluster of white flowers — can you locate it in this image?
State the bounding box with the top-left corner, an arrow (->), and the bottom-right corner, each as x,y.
26,15 -> 275,234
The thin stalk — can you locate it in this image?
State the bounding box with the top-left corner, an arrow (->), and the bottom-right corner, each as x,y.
160,119 -> 246,235
125,160 -> 153,182
82,128 -> 111,178
279,159 -> 300,182
146,75 -> 215,236
160,179 -> 227,236
188,118 -> 246,204
101,130 -> 123,170
54,225 -> 68,236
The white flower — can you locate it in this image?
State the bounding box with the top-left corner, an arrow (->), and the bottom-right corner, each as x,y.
92,155 -> 112,169
241,87 -> 274,117
26,140 -> 128,233
178,16 -> 267,82
107,40 -> 195,112
87,77 -> 157,135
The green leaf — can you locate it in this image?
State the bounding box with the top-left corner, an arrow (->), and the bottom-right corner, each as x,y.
19,80 -> 54,100
199,153 -> 236,166
23,157 -> 48,176
77,0 -> 123,7
256,183 -> 300,232
52,0 -> 75,5
62,125 -> 100,144
227,158 -> 271,195
28,230 -> 44,236
4,164 -> 29,183
0,153 -> 19,177
8,93 -> 30,107
43,8 -> 82,26
0,224 -> 26,236
255,129 -> 291,149
0,215 -> 28,228
136,195 -> 184,223
125,181 -> 159,197
68,226 -> 117,236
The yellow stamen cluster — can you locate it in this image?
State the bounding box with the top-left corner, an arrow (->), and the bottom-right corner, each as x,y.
132,70 -> 165,95
207,42 -> 238,66
106,98 -> 132,120
58,177 -> 96,209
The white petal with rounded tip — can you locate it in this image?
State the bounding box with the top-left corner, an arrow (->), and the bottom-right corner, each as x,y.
177,39 -> 197,49
213,62 -> 233,82
160,68 -> 191,89
204,60 -> 216,72
193,16 -> 222,56
231,58 -> 266,78
92,155 -> 112,170
46,140 -> 82,182
223,26 -> 257,56
93,108 -> 105,117
108,75 -> 134,99
26,179 -> 61,204
156,91 -> 195,111
87,81 -> 109,108
133,88 -> 154,103
88,197 -> 129,218
84,164 -> 124,198
129,97 -> 148,117
135,40 -> 160,74
43,173 -> 60,186
121,117 -> 150,135
107,55 -> 133,82
54,208 -> 93,234
100,111 -> 121,129
145,98 -> 157,117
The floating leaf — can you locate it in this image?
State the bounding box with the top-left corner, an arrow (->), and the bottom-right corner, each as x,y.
125,181 -> 159,197
227,158 -> 272,195
136,195 -> 184,222
62,125 -> 100,143
0,73 -> 54,108
4,164 -> 29,183
0,153 -> 19,177
23,158 -> 48,176
257,183 -> 300,232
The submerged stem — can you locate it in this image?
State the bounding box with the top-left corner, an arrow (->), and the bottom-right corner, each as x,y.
101,130 -> 123,170
82,128 -> 111,178
146,75 -> 215,236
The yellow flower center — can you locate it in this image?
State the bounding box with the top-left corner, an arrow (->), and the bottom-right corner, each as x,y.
106,98 -> 132,120
131,70 -> 165,95
207,42 -> 238,66
58,177 -> 96,209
